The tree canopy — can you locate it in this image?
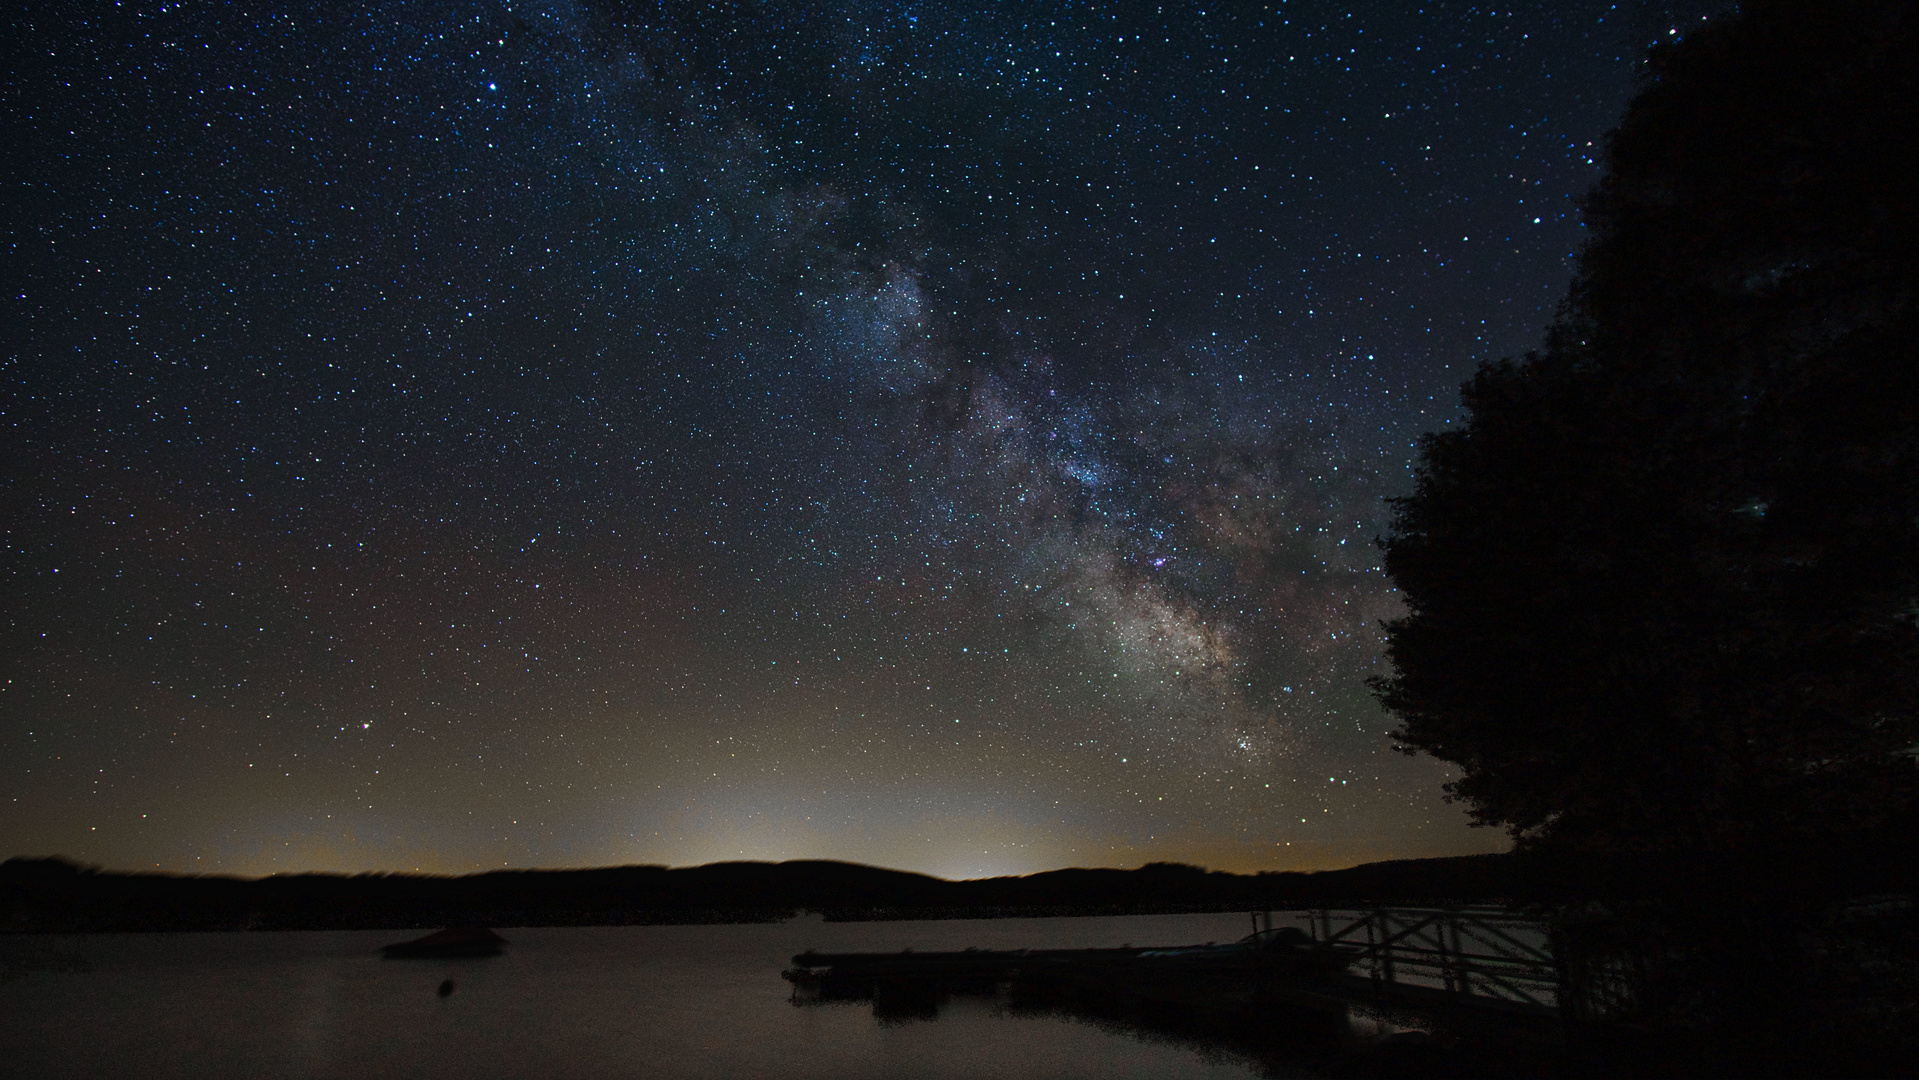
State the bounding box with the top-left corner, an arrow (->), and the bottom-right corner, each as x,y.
1374,0 -> 1919,854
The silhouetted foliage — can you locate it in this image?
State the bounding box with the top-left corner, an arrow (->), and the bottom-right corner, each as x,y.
1374,0 -> 1919,854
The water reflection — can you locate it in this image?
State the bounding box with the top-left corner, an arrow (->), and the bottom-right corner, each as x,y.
791,964 -> 1337,1076
1,913 -> 1286,1080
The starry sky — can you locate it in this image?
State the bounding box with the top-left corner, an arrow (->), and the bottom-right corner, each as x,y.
3,1 -> 1711,878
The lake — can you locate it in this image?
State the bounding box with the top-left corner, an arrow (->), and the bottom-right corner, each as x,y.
1,912 -> 1321,1079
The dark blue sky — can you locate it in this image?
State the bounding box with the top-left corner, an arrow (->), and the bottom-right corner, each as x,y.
3,0 -> 1707,875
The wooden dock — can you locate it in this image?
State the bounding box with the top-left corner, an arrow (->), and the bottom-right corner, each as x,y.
784,908 -> 1579,1044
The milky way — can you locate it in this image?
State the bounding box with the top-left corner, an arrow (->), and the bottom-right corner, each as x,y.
3,1 -> 1707,876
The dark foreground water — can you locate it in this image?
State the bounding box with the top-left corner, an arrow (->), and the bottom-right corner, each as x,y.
2,912 -> 1309,1079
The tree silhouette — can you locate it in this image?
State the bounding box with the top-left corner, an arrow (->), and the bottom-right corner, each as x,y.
1373,0 -> 1919,855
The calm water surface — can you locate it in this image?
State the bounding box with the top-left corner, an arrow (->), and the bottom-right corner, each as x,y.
2,912 -> 1290,1079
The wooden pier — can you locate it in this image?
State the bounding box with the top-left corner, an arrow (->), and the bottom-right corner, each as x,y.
784,907 -> 1584,1044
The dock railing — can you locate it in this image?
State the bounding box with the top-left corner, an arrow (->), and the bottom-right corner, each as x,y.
1296,906 -> 1562,1013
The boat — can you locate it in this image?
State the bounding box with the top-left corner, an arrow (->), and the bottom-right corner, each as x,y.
380,926 -> 507,958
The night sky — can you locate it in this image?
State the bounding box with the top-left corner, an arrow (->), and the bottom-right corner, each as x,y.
4,1 -> 1707,878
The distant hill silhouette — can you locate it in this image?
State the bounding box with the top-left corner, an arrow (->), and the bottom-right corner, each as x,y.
0,853 -> 1531,933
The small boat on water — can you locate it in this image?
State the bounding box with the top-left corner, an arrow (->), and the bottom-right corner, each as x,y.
380,927 -> 507,959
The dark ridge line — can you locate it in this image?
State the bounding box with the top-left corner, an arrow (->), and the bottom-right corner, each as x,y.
1,853 -> 1526,933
